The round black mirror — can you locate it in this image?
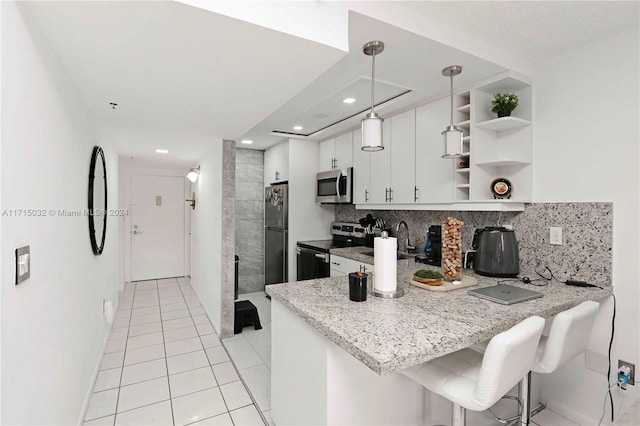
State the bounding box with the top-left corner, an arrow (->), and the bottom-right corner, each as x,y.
88,146 -> 107,255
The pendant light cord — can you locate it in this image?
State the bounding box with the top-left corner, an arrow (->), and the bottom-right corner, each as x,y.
449,73 -> 455,126
370,52 -> 376,114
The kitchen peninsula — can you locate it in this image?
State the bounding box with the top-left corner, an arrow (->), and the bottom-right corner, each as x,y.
266,248 -> 611,425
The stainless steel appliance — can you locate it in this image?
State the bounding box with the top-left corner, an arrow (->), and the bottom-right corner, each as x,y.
296,222 -> 366,281
265,183 -> 288,285
316,167 -> 353,204
472,227 -> 520,277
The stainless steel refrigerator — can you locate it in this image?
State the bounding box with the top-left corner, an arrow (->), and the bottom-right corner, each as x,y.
264,183 -> 288,285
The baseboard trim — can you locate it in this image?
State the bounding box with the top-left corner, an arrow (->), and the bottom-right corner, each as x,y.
76,322 -> 114,425
545,399 -> 600,425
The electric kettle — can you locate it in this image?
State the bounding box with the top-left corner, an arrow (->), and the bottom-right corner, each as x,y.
472,227 -> 520,277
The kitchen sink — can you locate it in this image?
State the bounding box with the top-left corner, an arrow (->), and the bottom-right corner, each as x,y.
361,250 -> 413,260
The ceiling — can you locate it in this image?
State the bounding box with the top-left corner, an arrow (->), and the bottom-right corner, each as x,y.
18,1 -> 639,166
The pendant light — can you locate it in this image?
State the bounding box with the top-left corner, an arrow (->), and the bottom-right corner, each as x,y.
361,40 -> 385,152
442,65 -> 463,158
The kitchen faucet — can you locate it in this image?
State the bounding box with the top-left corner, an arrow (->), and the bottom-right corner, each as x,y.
395,221 -> 416,252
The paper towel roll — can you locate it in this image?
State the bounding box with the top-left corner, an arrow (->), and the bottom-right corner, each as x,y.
103,300 -> 114,324
374,236 -> 397,293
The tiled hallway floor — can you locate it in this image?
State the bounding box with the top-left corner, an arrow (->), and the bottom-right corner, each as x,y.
223,292 -> 273,425
83,277 -> 266,426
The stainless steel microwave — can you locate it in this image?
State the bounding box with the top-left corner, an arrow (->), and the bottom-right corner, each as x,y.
316,167 -> 353,204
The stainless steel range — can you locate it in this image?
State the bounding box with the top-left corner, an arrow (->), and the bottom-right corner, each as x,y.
296,222 -> 366,281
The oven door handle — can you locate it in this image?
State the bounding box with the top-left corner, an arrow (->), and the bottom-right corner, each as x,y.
315,253 -> 330,263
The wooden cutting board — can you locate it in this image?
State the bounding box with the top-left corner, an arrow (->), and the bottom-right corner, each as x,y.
410,275 -> 478,292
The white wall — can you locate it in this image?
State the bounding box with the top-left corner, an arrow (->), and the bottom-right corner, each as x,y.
190,143 -> 223,333
532,27 -> 639,423
287,139 -> 335,280
118,163 -> 191,289
1,2 -> 118,424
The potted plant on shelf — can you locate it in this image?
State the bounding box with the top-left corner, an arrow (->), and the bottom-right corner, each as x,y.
490,93 -> 519,118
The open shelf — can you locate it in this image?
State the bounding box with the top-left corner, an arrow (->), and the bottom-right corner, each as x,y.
456,184 -> 470,188
457,104 -> 470,113
456,168 -> 470,173
462,135 -> 470,142
455,119 -> 471,127
476,117 -> 531,132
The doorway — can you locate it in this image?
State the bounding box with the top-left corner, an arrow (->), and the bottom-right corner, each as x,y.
131,175 -> 186,281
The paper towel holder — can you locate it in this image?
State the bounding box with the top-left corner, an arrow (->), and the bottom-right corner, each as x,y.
367,273 -> 406,299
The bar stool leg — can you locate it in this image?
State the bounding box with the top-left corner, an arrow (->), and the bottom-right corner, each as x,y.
520,371 -> 532,426
452,404 -> 466,426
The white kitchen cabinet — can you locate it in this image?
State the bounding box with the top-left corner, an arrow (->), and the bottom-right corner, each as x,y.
352,128 -> 370,204
318,132 -> 353,171
415,97 -> 456,203
390,110 -> 416,204
368,124 -> 391,203
264,140 -> 289,185
334,132 -> 353,170
330,255 -> 372,277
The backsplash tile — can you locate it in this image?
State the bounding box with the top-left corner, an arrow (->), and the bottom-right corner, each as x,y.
335,202 -> 612,286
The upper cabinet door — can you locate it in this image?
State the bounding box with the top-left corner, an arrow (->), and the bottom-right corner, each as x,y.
318,138 -> 335,171
415,98 -> 455,203
390,109 -> 416,204
334,132 -> 353,170
368,123 -> 391,204
352,129 -> 370,204
264,141 -> 290,185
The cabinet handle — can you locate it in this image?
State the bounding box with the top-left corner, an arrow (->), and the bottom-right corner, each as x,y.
331,261 -> 341,266
275,171 -> 280,181
388,188 -> 393,202
414,186 -> 419,202
365,189 -> 369,203
385,188 -> 388,202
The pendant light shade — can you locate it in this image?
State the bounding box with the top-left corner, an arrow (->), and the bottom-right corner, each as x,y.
361,41 -> 385,152
442,65 -> 463,158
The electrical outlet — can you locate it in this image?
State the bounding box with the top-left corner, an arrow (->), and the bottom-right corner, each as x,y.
618,360 -> 635,386
550,227 -> 563,245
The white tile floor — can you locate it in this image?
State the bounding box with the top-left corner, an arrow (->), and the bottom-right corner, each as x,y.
84,278 -> 266,426
224,292 -> 273,426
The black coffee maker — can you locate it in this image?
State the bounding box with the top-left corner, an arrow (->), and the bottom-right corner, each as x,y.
423,225 -> 442,266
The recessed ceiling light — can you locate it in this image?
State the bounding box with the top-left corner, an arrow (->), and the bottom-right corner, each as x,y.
155,149 -> 168,154
343,97 -> 356,104
293,126 -> 303,131
241,140 -> 253,145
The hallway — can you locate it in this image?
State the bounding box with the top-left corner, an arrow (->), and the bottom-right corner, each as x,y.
83,277 -> 266,425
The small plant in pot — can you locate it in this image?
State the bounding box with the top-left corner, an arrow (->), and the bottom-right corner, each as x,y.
490,93 -> 519,118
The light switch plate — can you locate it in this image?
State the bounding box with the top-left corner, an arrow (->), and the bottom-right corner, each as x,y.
550,227 -> 563,245
15,245 -> 30,285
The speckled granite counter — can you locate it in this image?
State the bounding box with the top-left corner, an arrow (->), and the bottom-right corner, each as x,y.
266,251 -> 611,376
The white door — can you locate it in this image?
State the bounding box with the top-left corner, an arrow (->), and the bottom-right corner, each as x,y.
131,175 -> 185,281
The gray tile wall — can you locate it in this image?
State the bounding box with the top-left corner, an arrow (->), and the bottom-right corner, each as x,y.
235,149 -> 265,294
221,140 -> 236,338
335,202 -> 612,285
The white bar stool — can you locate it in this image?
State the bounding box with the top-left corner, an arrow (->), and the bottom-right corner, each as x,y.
525,301 -> 600,419
400,316 -> 545,426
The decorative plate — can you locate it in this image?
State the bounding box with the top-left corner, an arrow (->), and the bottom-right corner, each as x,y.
491,177 -> 512,199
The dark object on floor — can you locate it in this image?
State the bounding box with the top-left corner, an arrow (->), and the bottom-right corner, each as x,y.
234,300 -> 262,334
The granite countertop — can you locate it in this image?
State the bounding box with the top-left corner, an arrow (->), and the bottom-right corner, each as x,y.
266,250 -> 611,376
